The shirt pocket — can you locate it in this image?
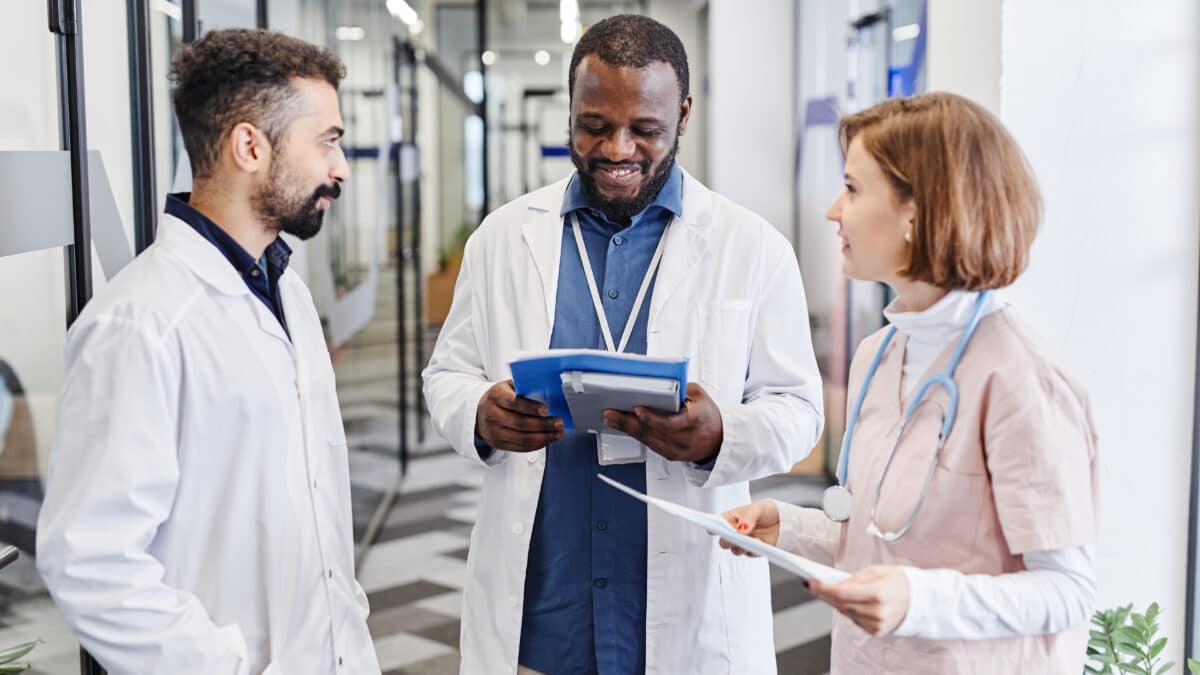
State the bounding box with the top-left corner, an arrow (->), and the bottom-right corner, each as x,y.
695,300 -> 752,403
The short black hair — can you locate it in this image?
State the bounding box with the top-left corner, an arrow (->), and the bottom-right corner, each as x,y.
568,14 -> 689,106
170,29 -> 346,179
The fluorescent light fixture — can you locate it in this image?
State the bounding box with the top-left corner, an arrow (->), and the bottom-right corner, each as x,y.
559,0 -> 579,24
893,23 -> 921,41
386,0 -> 419,26
534,50 -> 551,66
481,50 -> 497,66
560,21 -> 580,44
335,26 -> 366,41
409,19 -> 425,35
155,0 -> 181,20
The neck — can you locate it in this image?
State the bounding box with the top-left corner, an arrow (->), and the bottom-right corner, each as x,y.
188,181 -> 275,259
887,277 -> 949,313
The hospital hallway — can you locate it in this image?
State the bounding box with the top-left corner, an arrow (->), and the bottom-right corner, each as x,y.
4,0 -> 1198,672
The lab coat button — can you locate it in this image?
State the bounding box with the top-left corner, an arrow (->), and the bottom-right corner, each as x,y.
512,522 -> 524,535
594,578 -> 607,589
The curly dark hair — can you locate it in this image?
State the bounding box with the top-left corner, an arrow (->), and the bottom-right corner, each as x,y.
568,14 -> 689,106
170,29 -> 346,179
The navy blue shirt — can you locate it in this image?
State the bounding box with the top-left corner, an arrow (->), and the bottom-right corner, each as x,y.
518,165 -> 683,675
166,193 -> 292,336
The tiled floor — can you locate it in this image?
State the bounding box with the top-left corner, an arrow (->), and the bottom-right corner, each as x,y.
352,443 -> 835,675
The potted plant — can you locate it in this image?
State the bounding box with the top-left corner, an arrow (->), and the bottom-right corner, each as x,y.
1087,603 -> 1200,674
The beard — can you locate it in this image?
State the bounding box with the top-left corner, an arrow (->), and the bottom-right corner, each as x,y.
570,133 -> 680,224
253,158 -> 341,241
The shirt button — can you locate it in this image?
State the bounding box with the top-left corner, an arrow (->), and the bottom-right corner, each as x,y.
511,595 -> 520,608
250,269 -> 260,277
607,289 -> 619,299
512,522 -> 524,535
597,520 -> 607,530
613,235 -> 624,246
527,454 -> 538,464
327,569 -> 333,579
338,657 -> 343,667
594,578 -> 607,589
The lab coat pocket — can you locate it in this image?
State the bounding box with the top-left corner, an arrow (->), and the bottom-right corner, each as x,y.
696,300 -> 751,403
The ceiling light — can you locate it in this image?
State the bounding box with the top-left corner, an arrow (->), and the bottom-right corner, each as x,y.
335,26 -> 366,41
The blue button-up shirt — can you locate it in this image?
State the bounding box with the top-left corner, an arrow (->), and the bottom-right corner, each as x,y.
519,165 -> 683,675
166,193 -> 292,336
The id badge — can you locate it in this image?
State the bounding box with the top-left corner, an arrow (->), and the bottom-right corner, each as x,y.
597,432 -> 647,465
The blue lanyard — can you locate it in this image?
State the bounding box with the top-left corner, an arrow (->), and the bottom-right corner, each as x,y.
835,291 -> 992,486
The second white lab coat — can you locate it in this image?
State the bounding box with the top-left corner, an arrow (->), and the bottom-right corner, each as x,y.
36,214 -> 380,675
423,170 -> 825,675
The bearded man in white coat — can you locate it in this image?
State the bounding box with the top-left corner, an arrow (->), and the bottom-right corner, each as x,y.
424,14 -> 824,675
36,30 -> 379,675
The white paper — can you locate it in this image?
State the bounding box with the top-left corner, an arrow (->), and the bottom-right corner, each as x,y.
598,474 -> 849,584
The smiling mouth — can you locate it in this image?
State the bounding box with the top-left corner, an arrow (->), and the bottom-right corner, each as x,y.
595,164 -> 643,188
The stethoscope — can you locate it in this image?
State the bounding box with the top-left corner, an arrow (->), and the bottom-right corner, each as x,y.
822,291 -> 992,542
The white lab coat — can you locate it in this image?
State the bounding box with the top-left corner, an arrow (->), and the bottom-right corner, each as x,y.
423,170 -> 825,675
36,214 -> 379,675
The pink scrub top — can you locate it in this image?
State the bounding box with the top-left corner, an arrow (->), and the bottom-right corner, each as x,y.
831,308 -> 1099,674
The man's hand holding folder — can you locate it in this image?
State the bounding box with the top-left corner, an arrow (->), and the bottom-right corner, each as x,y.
475,380 -> 565,452
601,382 -> 723,464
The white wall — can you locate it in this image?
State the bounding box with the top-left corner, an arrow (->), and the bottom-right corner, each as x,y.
1000,0 -> 1200,661
706,0 -> 795,241
926,0 -> 1002,114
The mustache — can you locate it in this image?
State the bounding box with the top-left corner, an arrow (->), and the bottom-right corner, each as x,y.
313,183 -> 341,200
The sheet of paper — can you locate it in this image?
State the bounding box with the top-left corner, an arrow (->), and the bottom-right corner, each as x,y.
598,474 -> 849,584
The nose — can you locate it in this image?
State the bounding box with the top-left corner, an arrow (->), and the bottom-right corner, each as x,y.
599,128 -> 636,163
331,145 -> 349,184
826,193 -> 843,222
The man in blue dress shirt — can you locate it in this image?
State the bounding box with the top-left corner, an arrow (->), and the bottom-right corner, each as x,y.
425,14 -> 824,675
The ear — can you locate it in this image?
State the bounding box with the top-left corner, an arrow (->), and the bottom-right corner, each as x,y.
677,94 -> 693,138
227,122 -> 271,174
899,198 -> 917,238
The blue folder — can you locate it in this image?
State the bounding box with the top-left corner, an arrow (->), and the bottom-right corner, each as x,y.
510,350 -> 689,430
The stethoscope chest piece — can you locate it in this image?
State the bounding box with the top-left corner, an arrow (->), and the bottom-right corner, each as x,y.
822,484 -> 853,523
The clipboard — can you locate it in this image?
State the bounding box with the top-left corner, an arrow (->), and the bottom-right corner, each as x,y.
598,474 -> 849,584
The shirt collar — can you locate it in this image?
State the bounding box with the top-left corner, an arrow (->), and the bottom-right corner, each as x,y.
560,162 -> 684,222
165,192 -> 291,278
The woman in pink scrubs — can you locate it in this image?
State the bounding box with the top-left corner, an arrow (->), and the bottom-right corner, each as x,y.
722,92 -> 1099,673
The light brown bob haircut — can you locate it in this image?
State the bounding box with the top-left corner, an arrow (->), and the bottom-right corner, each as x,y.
838,92 -> 1041,290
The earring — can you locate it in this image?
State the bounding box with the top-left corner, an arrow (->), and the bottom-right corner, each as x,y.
904,231 -> 912,243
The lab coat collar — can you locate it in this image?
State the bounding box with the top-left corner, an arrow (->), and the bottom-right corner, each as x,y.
157,214 -> 293,346
157,214 -> 253,297
521,167 -> 713,336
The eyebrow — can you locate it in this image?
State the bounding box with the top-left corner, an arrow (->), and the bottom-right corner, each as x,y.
576,112 -> 668,126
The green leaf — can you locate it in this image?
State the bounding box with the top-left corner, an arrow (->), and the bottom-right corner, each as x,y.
1149,637 -> 1168,660
0,666 -> 32,674
1157,663 -> 1176,675
0,641 -> 39,666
